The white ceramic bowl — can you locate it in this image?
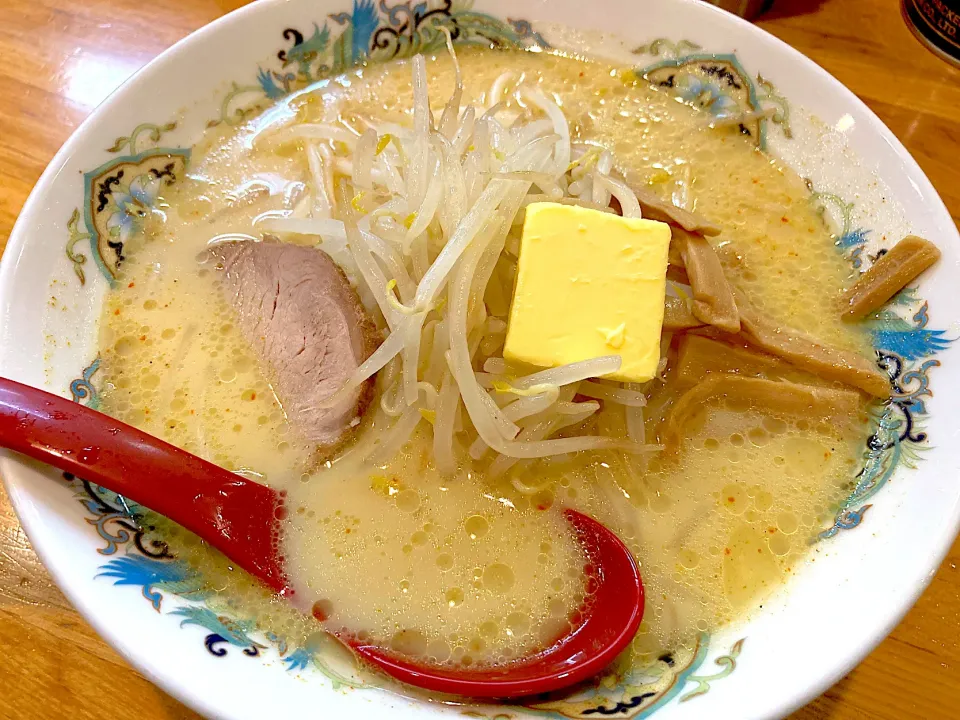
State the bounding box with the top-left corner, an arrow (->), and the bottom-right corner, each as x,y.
2,1 -> 959,718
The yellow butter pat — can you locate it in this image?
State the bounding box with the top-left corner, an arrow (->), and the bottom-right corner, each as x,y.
503,202 -> 671,382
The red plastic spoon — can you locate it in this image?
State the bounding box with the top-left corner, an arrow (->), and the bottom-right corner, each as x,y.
0,376 -> 644,697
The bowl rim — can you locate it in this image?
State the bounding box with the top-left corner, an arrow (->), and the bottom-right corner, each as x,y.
2,1 -> 959,719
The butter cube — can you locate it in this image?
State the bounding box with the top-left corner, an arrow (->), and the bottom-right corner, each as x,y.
503,202 -> 671,382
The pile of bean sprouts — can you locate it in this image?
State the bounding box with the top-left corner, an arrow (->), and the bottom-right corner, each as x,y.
255,34 -> 658,475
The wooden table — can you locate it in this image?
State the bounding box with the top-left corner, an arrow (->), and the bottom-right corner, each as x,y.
1,0 -> 958,717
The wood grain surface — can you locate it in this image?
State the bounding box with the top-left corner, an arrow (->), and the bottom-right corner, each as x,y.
0,0 -> 958,718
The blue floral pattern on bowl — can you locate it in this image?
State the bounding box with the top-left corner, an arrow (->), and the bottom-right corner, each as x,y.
65,122 -> 189,285
104,173 -> 164,245
634,41 -> 793,149
676,75 -> 741,117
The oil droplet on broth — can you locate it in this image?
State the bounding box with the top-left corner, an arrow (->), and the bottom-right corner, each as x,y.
767,532 -> 792,557
678,549 -> 700,569
464,515 -> 489,539
479,621 -> 499,638
720,483 -> 749,514
427,639 -> 452,662
482,564 -> 515,594
777,511 -> 800,535
395,489 -> 421,512
391,629 -> 428,656
505,612 -> 530,637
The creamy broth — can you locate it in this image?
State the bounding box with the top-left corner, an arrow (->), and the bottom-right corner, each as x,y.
97,47 -> 873,675
284,448 -> 586,663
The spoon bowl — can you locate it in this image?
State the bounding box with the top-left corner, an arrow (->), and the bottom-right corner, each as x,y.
0,376 -> 643,698
351,509 -> 645,697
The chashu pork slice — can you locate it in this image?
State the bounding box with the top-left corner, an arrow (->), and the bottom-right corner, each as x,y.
209,240 -> 378,453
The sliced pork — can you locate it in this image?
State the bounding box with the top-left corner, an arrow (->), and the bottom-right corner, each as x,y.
209,240 -> 378,452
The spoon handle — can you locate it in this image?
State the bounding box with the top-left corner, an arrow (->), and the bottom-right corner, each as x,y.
0,377 -> 287,592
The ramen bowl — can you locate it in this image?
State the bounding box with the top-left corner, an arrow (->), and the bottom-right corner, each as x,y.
1,1 -> 959,719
